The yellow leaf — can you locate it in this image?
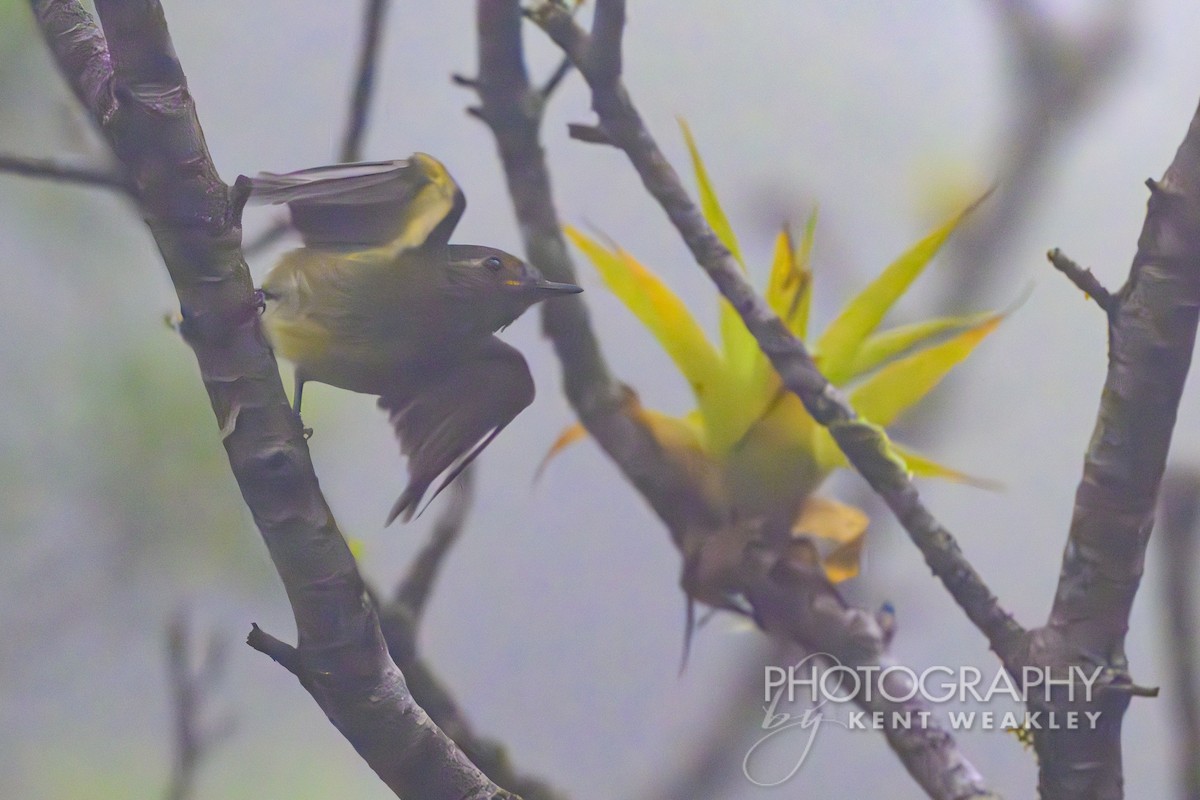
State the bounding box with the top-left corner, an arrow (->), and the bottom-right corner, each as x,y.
535,422 -> 588,481
891,444 -> 1002,490
845,311 -> 997,380
678,119 -> 760,415
765,222 -> 817,339
794,211 -> 817,335
564,226 -> 730,432
849,314 -> 1002,427
811,426 -> 845,474
790,496 -> 868,582
637,406 -> 727,510
722,391 -> 822,519
742,220 -> 818,431
678,118 -> 745,272
816,192 -> 988,384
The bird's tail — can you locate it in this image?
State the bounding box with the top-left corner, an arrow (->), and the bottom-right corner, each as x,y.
386,483 -> 426,526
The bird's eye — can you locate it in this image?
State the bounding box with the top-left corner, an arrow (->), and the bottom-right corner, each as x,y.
484,256 -> 503,272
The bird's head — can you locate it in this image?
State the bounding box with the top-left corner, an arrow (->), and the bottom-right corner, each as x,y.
444,245 -> 582,328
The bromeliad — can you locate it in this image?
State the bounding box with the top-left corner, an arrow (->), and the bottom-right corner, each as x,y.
548,121 -> 1002,583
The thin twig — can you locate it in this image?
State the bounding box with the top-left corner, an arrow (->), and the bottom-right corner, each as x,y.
394,467 -> 474,624
373,466 -> 566,800
538,56 -> 573,100
340,0 -> 391,163
244,0 -> 393,259
0,153 -> 134,194
241,217 -> 291,259
165,609 -> 232,800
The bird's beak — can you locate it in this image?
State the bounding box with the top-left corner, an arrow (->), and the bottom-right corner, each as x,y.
533,278 -> 584,296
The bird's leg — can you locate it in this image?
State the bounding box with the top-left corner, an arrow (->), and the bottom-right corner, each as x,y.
292,374 -> 313,439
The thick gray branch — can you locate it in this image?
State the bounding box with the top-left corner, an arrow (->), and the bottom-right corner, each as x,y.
475,2 -> 994,797
1025,109 -> 1200,798
31,1 -> 510,797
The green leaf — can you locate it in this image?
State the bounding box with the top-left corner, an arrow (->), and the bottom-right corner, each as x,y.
679,118 -> 745,272
765,221 -> 817,339
792,210 -> 818,338
564,226 -> 732,439
891,444 -> 1001,489
845,311 -> 997,380
678,119 -> 760,396
816,192 -> 987,384
849,313 -> 1002,427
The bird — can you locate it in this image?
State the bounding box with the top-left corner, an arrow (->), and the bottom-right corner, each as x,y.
242,153 -> 581,523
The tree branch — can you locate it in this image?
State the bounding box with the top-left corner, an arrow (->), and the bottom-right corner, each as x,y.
244,0 -> 393,258
375,475 -> 568,800
340,0 -> 390,163
393,467 -> 474,623
528,0 -> 1024,662
1024,113 -> 1200,798
470,3 -> 995,797
0,153 -> 133,194
471,0 -> 721,546
165,609 -> 232,800
30,2 -> 511,797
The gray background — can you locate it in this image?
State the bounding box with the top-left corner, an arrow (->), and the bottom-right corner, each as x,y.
1,2 -> 1196,797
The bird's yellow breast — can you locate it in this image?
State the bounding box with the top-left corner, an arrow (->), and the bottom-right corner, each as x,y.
261,248 -> 440,394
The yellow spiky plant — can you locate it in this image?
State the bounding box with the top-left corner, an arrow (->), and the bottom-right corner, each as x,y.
547,121 -> 1001,581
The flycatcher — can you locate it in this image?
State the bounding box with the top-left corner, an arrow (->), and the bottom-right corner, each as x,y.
243,153 -> 581,523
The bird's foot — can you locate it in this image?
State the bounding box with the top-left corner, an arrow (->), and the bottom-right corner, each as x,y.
252,288 -> 267,314
302,426 -> 313,440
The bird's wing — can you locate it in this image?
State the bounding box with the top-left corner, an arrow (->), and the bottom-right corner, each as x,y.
379,336 -> 535,524
246,153 -> 465,253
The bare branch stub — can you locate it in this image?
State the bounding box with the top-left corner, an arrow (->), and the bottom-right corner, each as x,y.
246,624 -> 304,679
1046,247 -> 1117,314
566,123 -> 613,146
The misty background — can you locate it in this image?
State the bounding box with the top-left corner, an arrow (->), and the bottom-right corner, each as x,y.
1,1 -> 1198,797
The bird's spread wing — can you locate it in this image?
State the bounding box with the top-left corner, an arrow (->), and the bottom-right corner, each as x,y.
246,153 -> 465,253
379,337 -> 535,524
